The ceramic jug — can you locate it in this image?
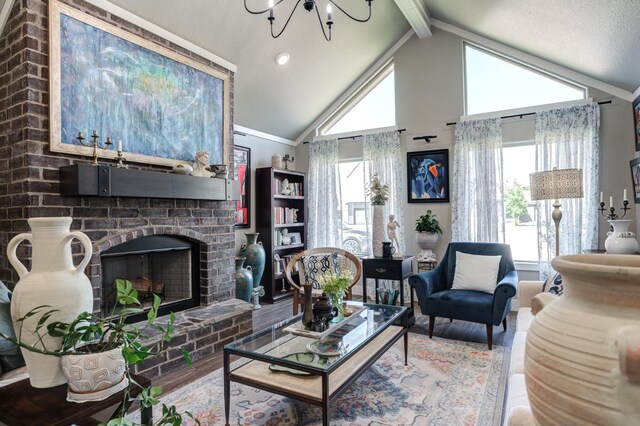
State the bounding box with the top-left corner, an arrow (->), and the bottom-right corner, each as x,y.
240,233 -> 265,287
7,217 -> 94,388
235,257 -> 254,303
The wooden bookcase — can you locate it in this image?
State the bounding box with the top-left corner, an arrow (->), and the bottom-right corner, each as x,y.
255,167 -> 307,303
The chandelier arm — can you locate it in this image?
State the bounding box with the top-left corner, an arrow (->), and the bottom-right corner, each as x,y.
244,0 -> 288,15
328,0 -> 372,23
314,4 -> 331,41
271,0 -> 303,38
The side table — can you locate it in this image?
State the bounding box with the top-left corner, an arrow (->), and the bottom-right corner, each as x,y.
417,260 -> 437,272
0,374 -> 152,425
361,256 -> 415,324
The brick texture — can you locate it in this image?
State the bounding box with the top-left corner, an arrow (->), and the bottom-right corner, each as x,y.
0,0 -> 237,313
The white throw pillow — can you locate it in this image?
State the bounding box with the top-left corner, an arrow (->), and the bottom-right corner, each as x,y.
451,251 -> 502,294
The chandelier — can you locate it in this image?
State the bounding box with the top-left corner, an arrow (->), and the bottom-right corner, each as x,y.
244,0 -> 373,41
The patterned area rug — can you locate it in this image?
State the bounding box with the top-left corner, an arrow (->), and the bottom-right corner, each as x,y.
134,334 -> 508,425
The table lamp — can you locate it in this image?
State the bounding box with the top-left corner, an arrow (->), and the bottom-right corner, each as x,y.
530,167 -> 584,257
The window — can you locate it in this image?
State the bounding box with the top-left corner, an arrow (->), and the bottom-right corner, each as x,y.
338,161 -> 369,255
464,44 -> 586,115
321,64 -> 395,136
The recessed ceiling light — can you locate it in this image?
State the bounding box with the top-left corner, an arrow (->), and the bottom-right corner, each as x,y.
276,52 -> 290,66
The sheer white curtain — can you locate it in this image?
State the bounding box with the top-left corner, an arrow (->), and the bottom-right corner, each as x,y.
363,130 -> 407,300
452,118 -> 505,242
535,102 -> 600,276
307,138 -> 342,248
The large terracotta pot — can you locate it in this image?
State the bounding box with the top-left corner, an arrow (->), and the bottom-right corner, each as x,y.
235,257 -> 254,303
525,254 -> 640,425
240,233 -> 265,287
7,217 -> 94,388
372,205 -> 384,257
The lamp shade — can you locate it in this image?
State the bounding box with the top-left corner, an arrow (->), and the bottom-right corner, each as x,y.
530,168 -> 583,201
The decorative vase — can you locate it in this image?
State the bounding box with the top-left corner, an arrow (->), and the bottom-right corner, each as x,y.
235,257 -> 254,303
302,284 -> 313,329
372,205 -> 385,257
328,293 -> 344,323
240,233 -> 265,287
271,153 -> 282,169
312,292 -> 335,326
7,217 -> 94,388
416,232 -> 439,261
605,219 -> 638,254
61,346 -> 128,402
377,288 -> 399,305
525,254 -> 640,425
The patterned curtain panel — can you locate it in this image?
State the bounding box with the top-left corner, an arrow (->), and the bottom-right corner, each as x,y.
452,118 -> 505,242
363,130 -> 408,301
535,102 -> 600,277
307,138 -> 342,248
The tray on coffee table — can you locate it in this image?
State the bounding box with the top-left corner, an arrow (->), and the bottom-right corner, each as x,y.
282,305 -> 366,340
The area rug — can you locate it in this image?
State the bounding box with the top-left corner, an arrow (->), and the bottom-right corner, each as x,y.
133,334 -> 509,425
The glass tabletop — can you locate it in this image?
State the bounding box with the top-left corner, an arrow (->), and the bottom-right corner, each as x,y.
225,302 -> 406,373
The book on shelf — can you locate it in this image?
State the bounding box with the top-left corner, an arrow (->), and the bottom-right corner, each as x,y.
272,178 -> 303,197
273,254 -> 299,276
274,207 -> 300,224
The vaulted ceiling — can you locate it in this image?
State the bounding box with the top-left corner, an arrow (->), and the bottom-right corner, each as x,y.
5,1 -> 639,141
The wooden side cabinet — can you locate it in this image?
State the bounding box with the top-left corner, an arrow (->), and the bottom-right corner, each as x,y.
255,167 -> 307,303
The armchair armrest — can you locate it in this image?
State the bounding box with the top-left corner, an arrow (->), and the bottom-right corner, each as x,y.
409,266 -> 445,315
492,270 -> 518,325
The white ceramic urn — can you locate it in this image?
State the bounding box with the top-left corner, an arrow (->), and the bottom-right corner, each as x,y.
415,232 -> 439,261
525,254 -> 640,425
7,217 -> 94,388
372,205 -> 385,257
605,219 -> 638,254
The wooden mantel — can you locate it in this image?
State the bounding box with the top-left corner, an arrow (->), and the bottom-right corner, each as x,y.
60,164 -> 234,201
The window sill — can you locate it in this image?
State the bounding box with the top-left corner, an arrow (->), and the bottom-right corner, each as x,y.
514,261 -> 539,272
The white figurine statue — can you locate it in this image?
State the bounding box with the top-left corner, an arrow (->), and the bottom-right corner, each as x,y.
281,228 -> 291,245
281,178 -> 291,195
192,150 -> 214,177
387,214 -> 402,257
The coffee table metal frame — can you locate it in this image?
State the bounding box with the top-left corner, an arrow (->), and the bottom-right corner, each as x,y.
223,303 -> 408,426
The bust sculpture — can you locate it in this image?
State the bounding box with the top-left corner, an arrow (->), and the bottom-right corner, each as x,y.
192,150 -> 214,177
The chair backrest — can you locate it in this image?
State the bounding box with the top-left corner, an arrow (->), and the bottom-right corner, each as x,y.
285,247 -> 362,293
441,242 -> 516,289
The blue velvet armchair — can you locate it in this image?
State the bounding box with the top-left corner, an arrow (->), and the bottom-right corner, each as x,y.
409,242 -> 518,349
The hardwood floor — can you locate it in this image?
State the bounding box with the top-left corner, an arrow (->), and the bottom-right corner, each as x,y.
154,298 -> 516,396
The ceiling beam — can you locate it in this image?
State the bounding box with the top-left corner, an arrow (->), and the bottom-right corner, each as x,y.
394,0 -> 432,39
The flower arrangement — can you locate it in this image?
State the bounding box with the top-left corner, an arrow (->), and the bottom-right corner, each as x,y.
367,174 -> 390,206
318,269 -> 353,296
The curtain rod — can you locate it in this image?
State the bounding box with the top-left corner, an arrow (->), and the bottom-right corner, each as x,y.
302,129 -> 406,144
445,100 -> 612,126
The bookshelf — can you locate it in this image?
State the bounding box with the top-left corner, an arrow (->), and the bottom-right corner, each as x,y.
255,167 -> 307,303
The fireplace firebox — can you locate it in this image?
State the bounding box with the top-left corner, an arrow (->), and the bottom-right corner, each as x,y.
101,235 -> 200,319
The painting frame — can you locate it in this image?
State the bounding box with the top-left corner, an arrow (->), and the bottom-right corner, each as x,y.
234,146 -> 251,228
407,149 -> 450,203
48,0 -> 231,167
630,157 -> 640,204
634,94 -> 640,152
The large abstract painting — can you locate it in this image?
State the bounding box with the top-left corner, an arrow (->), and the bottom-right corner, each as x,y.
407,149 -> 450,203
49,1 -> 230,167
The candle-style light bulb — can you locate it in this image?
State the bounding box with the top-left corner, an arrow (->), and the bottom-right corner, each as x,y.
600,191 -> 603,204
327,3 -> 332,21
610,196 -> 614,208
269,0 -> 274,18
117,140 -> 123,152
624,188 -> 628,201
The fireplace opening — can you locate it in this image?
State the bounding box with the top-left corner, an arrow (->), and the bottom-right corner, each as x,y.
101,235 -> 201,320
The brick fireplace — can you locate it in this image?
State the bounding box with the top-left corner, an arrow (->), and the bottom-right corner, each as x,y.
0,0 -> 252,378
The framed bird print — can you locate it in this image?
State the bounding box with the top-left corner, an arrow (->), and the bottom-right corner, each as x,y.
407,149 -> 450,203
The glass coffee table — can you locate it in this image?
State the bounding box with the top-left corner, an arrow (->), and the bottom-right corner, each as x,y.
223,303 -> 408,426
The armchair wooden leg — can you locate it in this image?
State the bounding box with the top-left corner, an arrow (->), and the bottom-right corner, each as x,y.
486,324 -> 493,350
502,318 -> 507,332
293,292 -> 299,315
428,315 -> 435,339
449,318 -> 453,323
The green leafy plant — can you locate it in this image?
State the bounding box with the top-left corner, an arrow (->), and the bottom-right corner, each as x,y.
0,279 -> 198,426
415,210 -> 442,234
318,270 -> 353,297
367,174 -> 390,206
505,180 -> 529,224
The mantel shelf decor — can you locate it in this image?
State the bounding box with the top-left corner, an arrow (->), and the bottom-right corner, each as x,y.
60,164 -> 234,201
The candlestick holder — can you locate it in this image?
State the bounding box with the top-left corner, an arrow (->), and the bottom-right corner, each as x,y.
598,200 -> 630,221
116,150 -> 128,169
76,130 -> 113,166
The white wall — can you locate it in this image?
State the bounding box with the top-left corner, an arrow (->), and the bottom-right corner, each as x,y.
234,133 -> 296,251
296,27 -> 636,261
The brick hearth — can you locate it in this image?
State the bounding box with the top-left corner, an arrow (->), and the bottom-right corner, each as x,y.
0,0 -> 251,378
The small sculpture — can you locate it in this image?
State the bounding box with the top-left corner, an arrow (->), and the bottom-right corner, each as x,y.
292,208 -> 299,223
387,214 -> 402,257
282,154 -> 294,170
172,163 -> 193,175
272,153 -> 282,169
210,164 -> 228,178
281,228 -> 291,245
281,179 -> 292,195
192,150 -> 214,177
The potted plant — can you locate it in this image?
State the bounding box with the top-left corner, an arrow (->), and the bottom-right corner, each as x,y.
415,210 -> 442,261
1,278 -> 199,425
318,270 -> 353,322
367,174 -> 390,257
